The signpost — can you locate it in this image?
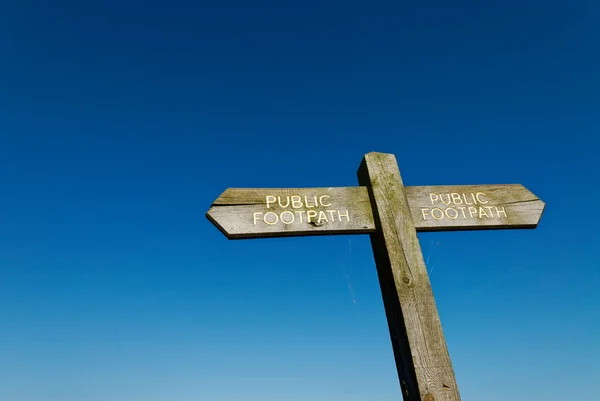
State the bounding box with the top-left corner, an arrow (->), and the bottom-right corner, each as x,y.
206,152 -> 545,401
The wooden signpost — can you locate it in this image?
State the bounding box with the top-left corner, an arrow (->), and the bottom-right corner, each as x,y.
206,152 -> 545,401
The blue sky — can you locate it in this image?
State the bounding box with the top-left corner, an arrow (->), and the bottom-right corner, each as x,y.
1,1 -> 599,400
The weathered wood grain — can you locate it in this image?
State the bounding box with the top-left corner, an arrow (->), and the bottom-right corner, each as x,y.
207,184 -> 544,239
406,184 -> 545,231
206,187 -> 376,239
358,152 -> 461,401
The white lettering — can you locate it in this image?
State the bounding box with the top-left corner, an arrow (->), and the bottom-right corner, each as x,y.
445,207 -> 459,219
280,211 -> 295,224
319,195 -> 331,207
254,192 -> 356,226
451,193 -> 463,205
304,196 -> 317,208
479,207 -> 491,218
476,192 -> 488,204
291,196 -> 303,208
278,196 -> 290,208
266,195 -> 277,209
264,212 -> 279,225
418,201 -> 508,222
317,211 -> 328,224
468,207 -> 478,218
337,210 -> 350,222
431,208 -> 444,220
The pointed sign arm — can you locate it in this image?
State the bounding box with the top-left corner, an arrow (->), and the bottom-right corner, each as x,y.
405,184 -> 545,231
206,187 -> 376,239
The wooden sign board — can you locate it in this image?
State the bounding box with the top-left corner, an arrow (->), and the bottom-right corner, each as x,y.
406,184 -> 545,231
205,152 -> 546,401
207,184 -> 544,238
206,187 -> 375,239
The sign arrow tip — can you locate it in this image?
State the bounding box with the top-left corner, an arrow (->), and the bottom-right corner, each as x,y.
206,207 -> 236,240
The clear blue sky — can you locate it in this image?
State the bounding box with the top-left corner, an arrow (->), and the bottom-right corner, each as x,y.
1,1 -> 599,400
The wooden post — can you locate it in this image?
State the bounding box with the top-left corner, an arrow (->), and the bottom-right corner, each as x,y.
358,152 -> 461,401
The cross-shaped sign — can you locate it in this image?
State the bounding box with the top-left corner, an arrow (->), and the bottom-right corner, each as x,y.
206,152 -> 545,401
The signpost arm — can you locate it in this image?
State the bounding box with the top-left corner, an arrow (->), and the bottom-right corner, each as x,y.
358,152 -> 461,401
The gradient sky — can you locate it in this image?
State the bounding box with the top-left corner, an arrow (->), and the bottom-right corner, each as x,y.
1,1 -> 599,400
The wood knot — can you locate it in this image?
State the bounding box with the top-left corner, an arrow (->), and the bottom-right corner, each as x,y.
402,276 -> 410,284
423,394 -> 435,401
